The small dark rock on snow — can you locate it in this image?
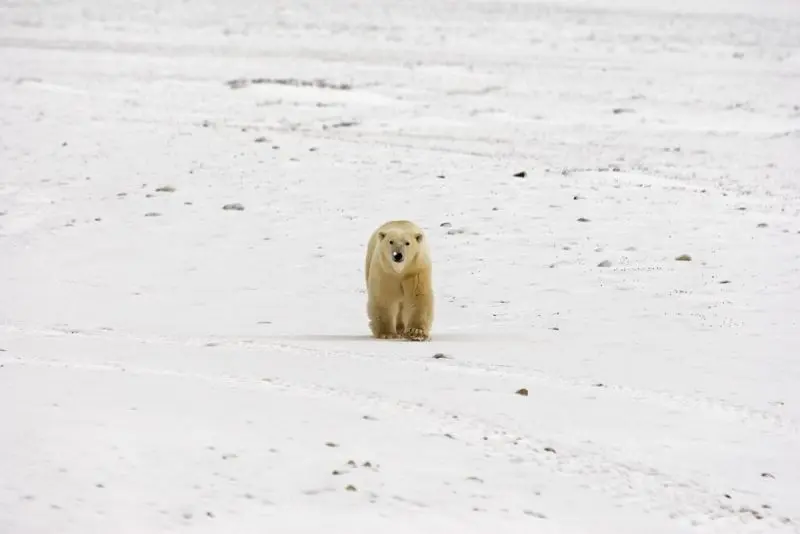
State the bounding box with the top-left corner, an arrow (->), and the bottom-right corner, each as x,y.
222,203 -> 245,211
597,260 -> 612,268
515,388 -> 529,396
513,171 -> 527,178
226,78 -> 249,89
675,254 -> 692,262
325,120 -> 359,129
524,510 -> 547,519
433,353 -> 449,359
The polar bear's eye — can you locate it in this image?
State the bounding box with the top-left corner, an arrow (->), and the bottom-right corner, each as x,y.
405,241 -> 410,246
389,240 -> 394,245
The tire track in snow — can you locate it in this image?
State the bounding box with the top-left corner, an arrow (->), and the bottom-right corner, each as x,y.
1,352 -> 796,532
259,337 -> 795,435
0,323 -> 794,434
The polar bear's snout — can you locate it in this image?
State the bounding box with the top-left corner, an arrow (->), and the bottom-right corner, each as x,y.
392,251 -> 404,263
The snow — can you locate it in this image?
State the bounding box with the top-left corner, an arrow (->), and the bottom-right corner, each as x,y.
1,0 -> 799,532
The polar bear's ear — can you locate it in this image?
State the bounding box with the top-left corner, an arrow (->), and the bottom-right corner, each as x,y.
378,232 -> 387,240
415,233 -> 423,243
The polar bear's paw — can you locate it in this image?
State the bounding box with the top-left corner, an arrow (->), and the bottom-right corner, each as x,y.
403,328 -> 430,342
376,332 -> 402,340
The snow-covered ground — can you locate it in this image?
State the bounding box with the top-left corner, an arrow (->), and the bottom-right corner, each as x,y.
1,0 -> 799,532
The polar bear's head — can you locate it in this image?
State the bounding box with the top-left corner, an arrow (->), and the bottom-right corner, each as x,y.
378,227 -> 426,274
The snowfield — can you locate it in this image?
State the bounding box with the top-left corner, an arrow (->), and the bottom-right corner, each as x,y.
1,0 -> 799,532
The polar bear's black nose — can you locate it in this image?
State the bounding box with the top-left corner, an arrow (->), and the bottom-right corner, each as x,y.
392,251 -> 404,263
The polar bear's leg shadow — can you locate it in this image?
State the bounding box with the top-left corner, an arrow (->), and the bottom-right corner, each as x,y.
395,301 -> 405,334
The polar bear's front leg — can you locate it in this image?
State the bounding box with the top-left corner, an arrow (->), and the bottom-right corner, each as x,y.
401,274 -> 433,341
368,299 -> 401,339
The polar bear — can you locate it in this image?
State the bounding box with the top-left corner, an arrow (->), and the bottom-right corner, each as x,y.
365,220 -> 434,341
